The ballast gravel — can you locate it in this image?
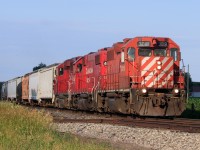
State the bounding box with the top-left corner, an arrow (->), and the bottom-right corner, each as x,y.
53,123 -> 200,150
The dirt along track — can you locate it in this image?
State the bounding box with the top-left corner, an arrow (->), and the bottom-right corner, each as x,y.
27,105 -> 200,133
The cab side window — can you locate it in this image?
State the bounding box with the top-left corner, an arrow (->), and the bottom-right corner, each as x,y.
170,48 -> 178,61
127,47 -> 135,61
59,68 -> 64,76
77,63 -> 82,72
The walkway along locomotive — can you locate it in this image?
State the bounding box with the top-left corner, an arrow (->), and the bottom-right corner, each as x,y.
1,36 -> 186,116
54,36 -> 186,116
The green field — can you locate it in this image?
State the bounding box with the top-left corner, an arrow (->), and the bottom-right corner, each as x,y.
181,97 -> 200,119
0,102 -> 112,150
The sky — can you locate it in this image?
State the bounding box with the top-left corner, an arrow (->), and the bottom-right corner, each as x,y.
0,0 -> 200,81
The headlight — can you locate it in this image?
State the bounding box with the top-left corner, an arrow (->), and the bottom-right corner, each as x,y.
157,65 -> 162,70
157,61 -> 162,65
174,89 -> 179,94
141,88 -> 147,94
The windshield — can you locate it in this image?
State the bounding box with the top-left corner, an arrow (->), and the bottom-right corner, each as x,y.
154,49 -> 167,56
139,48 -> 167,57
138,48 -> 152,56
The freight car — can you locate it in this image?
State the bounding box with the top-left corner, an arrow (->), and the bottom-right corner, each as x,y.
54,37 -> 186,116
0,82 -> 4,99
22,73 -> 29,104
1,82 -> 7,100
7,77 -> 22,103
38,63 -> 58,105
28,70 -> 39,103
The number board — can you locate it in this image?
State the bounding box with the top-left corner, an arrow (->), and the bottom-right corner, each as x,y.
137,41 -> 150,47
158,41 -> 168,47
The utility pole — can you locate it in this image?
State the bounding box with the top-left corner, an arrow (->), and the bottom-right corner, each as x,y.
187,64 -> 190,101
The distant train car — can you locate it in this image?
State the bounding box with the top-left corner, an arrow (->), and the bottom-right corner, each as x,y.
29,71 -> 39,104
54,50 -> 108,110
0,82 -> 4,100
54,57 -> 80,108
22,73 -> 30,104
38,63 -> 58,105
72,50 -> 107,110
72,52 -> 96,110
1,82 -> 8,100
7,77 -> 22,102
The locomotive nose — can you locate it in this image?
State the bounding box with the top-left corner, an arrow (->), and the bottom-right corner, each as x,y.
141,57 -> 174,88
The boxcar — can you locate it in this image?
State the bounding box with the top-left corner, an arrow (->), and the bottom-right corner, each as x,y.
0,82 -> 4,100
1,82 -> 7,100
29,71 -> 39,103
22,73 -> 30,103
7,77 -> 22,102
38,63 -> 58,105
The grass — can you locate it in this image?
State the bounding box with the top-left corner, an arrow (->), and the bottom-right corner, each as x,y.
180,97 -> 200,119
0,102 -> 112,150
1,97 -> 199,149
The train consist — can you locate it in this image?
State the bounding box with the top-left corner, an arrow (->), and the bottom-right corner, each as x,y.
1,37 -> 186,116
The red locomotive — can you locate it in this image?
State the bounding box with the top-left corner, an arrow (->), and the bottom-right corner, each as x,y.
54,37 -> 186,116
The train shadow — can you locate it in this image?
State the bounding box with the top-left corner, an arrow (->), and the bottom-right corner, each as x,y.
180,102 -> 200,119
180,110 -> 200,119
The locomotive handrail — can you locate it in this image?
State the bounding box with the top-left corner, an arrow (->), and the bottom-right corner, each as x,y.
91,77 -> 96,93
66,81 -> 71,93
94,77 -> 101,91
181,59 -> 185,73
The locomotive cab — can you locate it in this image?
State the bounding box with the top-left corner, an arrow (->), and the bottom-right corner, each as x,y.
122,37 -> 186,116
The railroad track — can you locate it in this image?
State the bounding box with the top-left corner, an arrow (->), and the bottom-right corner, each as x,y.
24,105 -> 200,133
53,117 -> 200,133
